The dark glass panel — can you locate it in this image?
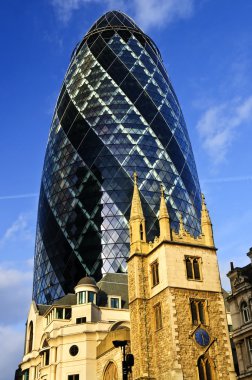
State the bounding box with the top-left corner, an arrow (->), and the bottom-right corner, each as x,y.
107,58 -> 129,84
135,92 -> 157,123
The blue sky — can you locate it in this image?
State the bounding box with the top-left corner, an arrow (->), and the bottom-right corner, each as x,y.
0,0 -> 252,377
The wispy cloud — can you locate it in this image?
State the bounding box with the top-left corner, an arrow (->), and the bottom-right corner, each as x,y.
0,192 -> 38,201
196,96 -> 252,166
50,0 -> 195,29
201,175 -> 252,184
0,214 -> 35,248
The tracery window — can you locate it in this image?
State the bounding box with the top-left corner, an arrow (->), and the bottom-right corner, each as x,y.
185,256 -> 201,280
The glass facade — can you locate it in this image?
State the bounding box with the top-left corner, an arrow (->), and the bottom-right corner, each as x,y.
33,11 -> 202,304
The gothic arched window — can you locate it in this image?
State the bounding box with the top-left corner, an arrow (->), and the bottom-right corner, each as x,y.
185,256 -> 201,280
198,355 -> 215,380
103,362 -> 118,380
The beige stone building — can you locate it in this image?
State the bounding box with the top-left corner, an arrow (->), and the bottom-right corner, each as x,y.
20,273 -> 131,380
227,249 -> 252,379
19,178 -> 237,380
128,176 -> 236,379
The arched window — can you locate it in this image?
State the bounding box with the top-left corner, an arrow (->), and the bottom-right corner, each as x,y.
241,301 -> 250,323
103,361 -> 118,380
198,355 -> 215,380
27,321 -> 33,353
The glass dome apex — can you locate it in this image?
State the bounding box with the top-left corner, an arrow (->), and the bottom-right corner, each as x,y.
87,10 -> 142,34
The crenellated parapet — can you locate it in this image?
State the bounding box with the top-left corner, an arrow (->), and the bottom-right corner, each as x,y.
129,176 -> 215,253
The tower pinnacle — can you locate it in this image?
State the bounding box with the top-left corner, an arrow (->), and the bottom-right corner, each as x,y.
159,185 -> 171,240
201,193 -> 214,246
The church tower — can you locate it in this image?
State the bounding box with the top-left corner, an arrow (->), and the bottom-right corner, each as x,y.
128,177 -> 236,379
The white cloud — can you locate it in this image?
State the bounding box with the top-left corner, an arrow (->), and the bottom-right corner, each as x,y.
0,213 -> 34,248
131,0 -> 194,30
50,0 -> 195,29
0,325 -> 25,380
196,96 -> 252,165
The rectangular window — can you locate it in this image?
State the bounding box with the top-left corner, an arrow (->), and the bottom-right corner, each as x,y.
44,349 -> 50,366
55,308 -> 64,319
247,337 -> 252,363
88,291 -> 95,303
154,303 -> 162,330
110,297 -> 120,308
151,260 -> 159,287
65,308 -> 72,319
185,257 -> 201,280
68,375 -> 79,380
78,291 -> 86,304
190,299 -> 207,325
76,317 -> 86,324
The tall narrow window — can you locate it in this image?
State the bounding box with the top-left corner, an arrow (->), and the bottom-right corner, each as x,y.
154,303 -> 162,330
190,301 -> 198,325
193,258 -> 200,279
78,291 -> 86,304
247,337 -> 252,363
151,260 -> 159,287
198,301 -> 206,324
27,321 -> 33,353
185,256 -> 201,280
241,301 -> 250,323
190,299 -> 207,325
186,258 -> 193,279
140,223 -> 144,240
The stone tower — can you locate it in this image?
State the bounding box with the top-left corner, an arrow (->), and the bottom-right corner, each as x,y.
128,176 -> 236,379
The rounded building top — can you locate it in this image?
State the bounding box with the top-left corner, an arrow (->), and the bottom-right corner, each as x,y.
77,276 -> 97,286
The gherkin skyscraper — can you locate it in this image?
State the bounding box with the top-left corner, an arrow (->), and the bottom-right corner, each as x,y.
33,11 -> 202,304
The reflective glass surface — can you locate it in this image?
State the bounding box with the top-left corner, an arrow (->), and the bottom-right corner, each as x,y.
33,10 -> 202,304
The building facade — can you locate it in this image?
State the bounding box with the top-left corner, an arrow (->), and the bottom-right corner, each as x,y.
128,177 -> 236,379
19,183 -> 237,379
33,10 -> 202,304
227,249 -> 252,379
20,273 -> 130,380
